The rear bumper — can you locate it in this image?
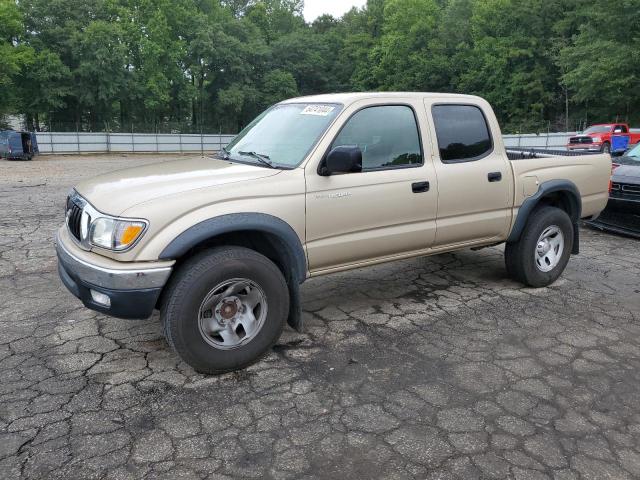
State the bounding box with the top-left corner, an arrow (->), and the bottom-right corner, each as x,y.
55,231 -> 173,319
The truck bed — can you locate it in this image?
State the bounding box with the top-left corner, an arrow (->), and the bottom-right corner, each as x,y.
507,149 -> 611,220
506,148 -> 603,160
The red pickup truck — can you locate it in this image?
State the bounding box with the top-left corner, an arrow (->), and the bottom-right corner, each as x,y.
567,123 -> 640,153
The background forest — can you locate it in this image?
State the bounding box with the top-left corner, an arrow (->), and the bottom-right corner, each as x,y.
1,0 -> 639,134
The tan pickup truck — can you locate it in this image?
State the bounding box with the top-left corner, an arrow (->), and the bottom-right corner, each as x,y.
55,93 -> 611,373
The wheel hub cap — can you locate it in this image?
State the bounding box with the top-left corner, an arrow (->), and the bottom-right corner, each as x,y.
197,279 -> 268,350
534,225 -> 564,273
537,240 -> 551,256
216,297 -> 241,322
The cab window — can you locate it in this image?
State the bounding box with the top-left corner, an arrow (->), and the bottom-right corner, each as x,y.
432,104 -> 493,163
331,105 -> 422,171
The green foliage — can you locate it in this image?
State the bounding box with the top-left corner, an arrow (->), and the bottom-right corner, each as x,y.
558,0 -> 640,125
0,0 -> 34,114
2,0 -> 639,133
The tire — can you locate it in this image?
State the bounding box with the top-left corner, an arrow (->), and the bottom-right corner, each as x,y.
161,246 -> 289,374
601,142 -> 611,154
504,206 -> 573,288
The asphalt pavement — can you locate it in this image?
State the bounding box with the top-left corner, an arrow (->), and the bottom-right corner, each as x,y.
1,154 -> 640,479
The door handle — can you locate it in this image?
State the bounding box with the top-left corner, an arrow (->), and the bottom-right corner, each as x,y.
488,172 -> 502,182
412,181 -> 430,193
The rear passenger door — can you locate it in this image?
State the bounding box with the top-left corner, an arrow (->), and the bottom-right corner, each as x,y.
425,100 -> 512,246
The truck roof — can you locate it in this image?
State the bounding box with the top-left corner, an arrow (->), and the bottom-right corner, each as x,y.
280,92 -> 485,105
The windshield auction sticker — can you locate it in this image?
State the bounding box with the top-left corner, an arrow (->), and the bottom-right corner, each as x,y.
301,105 -> 335,116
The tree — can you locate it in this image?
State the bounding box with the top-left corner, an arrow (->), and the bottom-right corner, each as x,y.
0,0 -> 33,116
456,0 -> 565,132
558,0 -> 640,124
4,0 -> 639,133
372,0 -> 445,91
260,69 -> 298,107
19,50 -> 70,130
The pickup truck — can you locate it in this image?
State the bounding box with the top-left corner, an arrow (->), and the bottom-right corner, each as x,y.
587,142 -> 640,238
567,123 -> 640,153
55,93 -> 611,374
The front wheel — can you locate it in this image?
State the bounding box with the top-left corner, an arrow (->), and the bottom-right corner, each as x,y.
161,247 -> 289,374
601,142 -> 611,154
505,206 -> 573,287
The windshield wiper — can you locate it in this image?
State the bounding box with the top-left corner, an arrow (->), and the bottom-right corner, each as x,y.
214,147 -> 231,161
238,151 -> 276,169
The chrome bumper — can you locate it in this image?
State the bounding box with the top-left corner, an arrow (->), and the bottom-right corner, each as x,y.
55,231 -> 172,290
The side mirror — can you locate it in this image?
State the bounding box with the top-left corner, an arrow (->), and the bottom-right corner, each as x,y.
322,145 -> 362,176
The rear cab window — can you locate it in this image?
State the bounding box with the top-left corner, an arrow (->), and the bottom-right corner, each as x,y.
431,104 -> 493,163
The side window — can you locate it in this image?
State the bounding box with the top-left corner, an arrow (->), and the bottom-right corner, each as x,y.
331,105 -> 422,170
614,125 -> 627,133
432,105 -> 493,163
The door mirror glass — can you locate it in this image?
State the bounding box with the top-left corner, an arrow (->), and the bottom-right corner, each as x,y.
322,146 -> 362,175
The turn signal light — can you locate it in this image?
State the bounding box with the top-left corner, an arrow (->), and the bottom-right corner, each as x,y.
609,164 -> 620,193
120,224 -> 144,245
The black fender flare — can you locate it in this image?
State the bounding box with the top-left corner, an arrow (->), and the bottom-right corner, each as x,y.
507,179 -> 582,253
159,213 -> 307,332
159,213 -> 307,285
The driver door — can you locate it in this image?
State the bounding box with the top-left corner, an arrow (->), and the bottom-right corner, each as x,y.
305,101 -> 438,273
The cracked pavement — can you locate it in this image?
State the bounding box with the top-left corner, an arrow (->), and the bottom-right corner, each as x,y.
2,154 -> 640,479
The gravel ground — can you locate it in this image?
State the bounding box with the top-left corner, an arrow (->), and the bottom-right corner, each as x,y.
1,154 -> 640,480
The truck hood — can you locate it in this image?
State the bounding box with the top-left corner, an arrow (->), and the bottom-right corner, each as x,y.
75,157 -> 281,215
612,164 -> 640,184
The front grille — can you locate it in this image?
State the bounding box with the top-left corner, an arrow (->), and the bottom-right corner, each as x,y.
569,136 -> 593,144
66,196 -> 83,240
611,183 -> 640,197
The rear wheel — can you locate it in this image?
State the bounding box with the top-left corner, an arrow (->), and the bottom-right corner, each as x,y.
505,206 -> 573,287
161,246 -> 289,374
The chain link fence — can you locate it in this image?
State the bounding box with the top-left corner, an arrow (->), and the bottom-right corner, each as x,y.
36,132 -> 236,154
33,130 -> 581,155
502,132 -> 577,150
32,121 -> 230,135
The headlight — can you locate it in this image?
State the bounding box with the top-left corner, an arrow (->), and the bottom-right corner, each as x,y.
66,191 -> 148,252
592,136 -> 601,143
90,217 -> 147,251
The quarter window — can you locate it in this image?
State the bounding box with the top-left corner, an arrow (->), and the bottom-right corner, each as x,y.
432,105 -> 493,163
331,105 -> 422,170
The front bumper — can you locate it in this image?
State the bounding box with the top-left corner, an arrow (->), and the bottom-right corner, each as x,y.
55,231 -> 173,319
584,204 -> 640,239
567,145 -> 601,152
607,196 -> 640,214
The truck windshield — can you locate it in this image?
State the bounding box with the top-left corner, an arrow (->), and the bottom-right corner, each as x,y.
583,125 -> 611,134
625,143 -> 640,161
223,103 -> 342,168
